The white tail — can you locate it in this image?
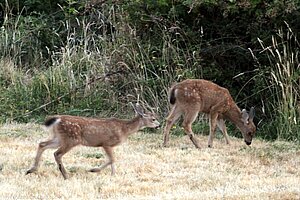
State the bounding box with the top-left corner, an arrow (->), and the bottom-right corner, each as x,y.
26,103 -> 160,179
163,79 -> 256,148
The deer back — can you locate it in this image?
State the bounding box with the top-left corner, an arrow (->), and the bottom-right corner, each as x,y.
46,115 -> 127,147
170,79 -> 234,113
45,104 -> 160,148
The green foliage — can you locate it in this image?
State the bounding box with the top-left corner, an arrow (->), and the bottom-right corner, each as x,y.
0,34 -> 114,122
0,7 -> 61,67
0,0 -> 299,142
252,23 -> 300,141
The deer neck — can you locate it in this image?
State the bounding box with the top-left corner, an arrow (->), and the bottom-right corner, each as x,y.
224,104 -> 245,132
124,116 -> 144,136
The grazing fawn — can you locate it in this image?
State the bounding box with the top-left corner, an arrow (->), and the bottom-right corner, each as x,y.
163,79 -> 256,148
26,103 -> 160,179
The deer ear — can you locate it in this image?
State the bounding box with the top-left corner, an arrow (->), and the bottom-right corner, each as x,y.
132,103 -> 145,116
242,109 -> 249,123
249,107 -> 255,121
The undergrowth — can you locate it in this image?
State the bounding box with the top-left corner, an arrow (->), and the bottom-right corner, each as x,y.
252,22 -> 300,141
0,2 -> 299,142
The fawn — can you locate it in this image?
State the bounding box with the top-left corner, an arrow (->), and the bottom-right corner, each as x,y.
163,79 -> 256,148
26,103 -> 160,179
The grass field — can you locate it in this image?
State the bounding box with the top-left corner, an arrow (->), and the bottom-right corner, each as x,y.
0,123 -> 299,200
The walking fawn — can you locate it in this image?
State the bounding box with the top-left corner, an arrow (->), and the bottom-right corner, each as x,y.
26,103 -> 160,179
163,79 -> 256,148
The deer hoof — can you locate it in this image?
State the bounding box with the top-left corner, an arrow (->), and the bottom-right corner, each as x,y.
162,143 -> 169,148
25,170 -> 31,175
89,168 -> 100,173
191,138 -> 201,149
25,168 -> 36,175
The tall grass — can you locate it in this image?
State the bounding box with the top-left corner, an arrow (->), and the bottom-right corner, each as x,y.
1,3 -> 300,143
0,5 -> 116,122
257,23 -> 300,141
0,4 -> 201,123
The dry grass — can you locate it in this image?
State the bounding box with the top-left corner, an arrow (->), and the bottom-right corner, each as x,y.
0,123 -> 299,200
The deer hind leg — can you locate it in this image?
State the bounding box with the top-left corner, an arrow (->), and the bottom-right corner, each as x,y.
54,144 -> 73,180
182,109 -> 201,148
163,105 -> 182,147
217,118 -> 231,145
90,146 -> 115,175
26,137 -> 60,175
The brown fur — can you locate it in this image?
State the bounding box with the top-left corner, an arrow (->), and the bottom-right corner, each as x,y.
26,104 -> 160,179
163,79 -> 256,148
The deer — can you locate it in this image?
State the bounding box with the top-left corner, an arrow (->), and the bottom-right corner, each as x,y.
26,103 -> 160,179
163,79 -> 256,148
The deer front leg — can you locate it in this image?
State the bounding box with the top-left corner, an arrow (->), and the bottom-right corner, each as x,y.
26,138 -> 60,175
208,113 -> 218,148
90,146 -> 115,175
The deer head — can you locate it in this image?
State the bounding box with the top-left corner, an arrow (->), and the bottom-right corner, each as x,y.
132,103 -> 160,129
241,107 -> 256,145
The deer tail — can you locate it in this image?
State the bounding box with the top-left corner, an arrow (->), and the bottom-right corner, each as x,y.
44,117 -> 61,127
169,87 -> 177,105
